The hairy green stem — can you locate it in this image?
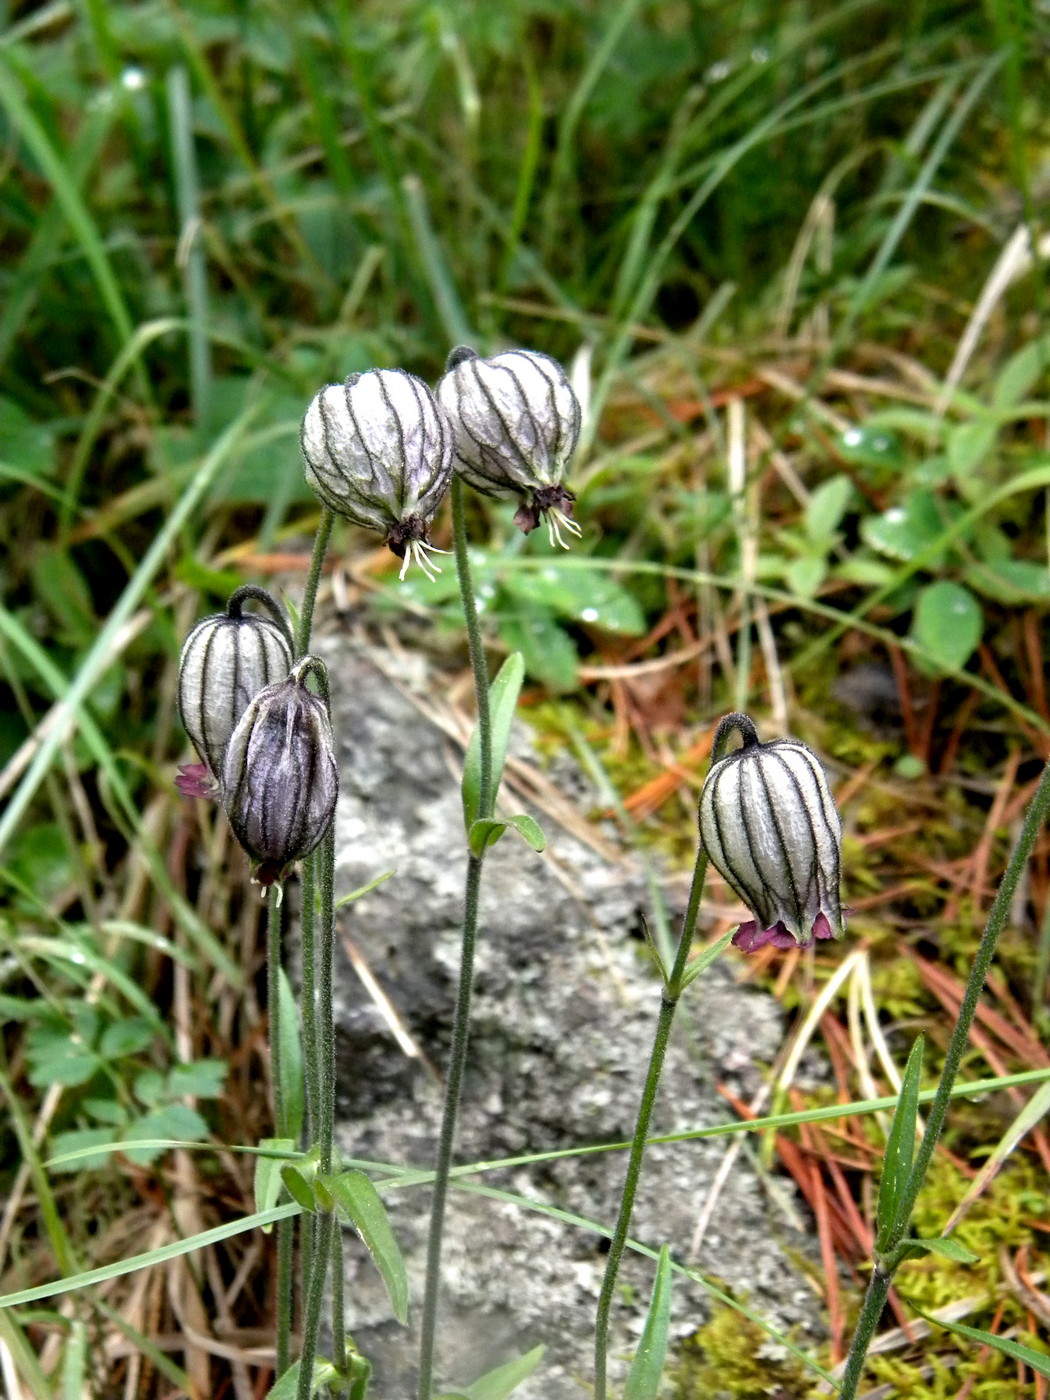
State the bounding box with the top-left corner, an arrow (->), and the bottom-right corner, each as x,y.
267,884 -> 286,1136
300,855 -> 320,1143
837,756 -> 1050,1399
296,507 -> 334,658
450,476 -> 493,817
318,822 -> 337,1174
417,481 -> 494,1400
593,716 -> 742,1400
296,1212 -> 334,1400
331,1218 -> 347,1396
276,1214 -> 294,1378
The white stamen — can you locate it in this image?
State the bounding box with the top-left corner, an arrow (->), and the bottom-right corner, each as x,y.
546,507 -> 583,550
400,539 -> 450,582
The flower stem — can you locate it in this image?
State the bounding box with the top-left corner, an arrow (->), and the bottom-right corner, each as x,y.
318,822 -> 337,1175
300,855 -> 320,1143
296,1211 -> 334,1400
296,507 -> 334,658
837,755 -> 1050,1399
331,1222 -> 347,1397
276,1214 -> 294,1377
417,480 -> 494,1400
593,719 -> 738,1400
267,883 -> 286,1136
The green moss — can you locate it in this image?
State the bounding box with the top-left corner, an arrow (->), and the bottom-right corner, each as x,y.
672,1306 -> 811,1399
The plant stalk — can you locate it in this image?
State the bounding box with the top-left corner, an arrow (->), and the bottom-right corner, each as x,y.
837,756 -> 1050,1398
296,506 -> 334,658
296,1211 -> 334,1400
417,479 -> 494,1399
593,715 -> 742,1400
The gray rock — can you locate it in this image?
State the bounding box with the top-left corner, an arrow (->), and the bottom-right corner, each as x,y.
316,637 -> 823,1399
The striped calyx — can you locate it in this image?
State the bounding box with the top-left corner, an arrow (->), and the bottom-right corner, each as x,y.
220,656 -> 338,886
436,346 -> 582,547
177,587 -> 294,781
699,715 -> 844,953
300,368 -> 454,579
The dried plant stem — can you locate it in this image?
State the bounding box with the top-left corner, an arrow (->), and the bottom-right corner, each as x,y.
593,717 -> 742,1400
837,757 -> 1050,1399
417,478 -> 493,1400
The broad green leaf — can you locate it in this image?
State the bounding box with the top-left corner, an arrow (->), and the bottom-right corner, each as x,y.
456,1344 -> 545,1400
122,1105 -> 209,1165
318,1169 -> 409,1324
499,608 -> 579,692
0,396 -> 56,479
992,334 -> 1050,409
277,968 -> 305,1143
916,1310 -> 1050,1379
947,418 -> 997,482
266,1357 -> 341,1399
625,1244 -> 672,1400
254,1137 -> 295,1233
876,1034 -> 924,1248
968,556 -> 1050,604
503,567 -> 645,635
900,1235 -> 979,1264
805,475 -> 853,543
679,929 -> 735,992
785,554 -> 826,599
462,652 -> 524,830
48,1128 -> 114,1174
911,581 -> 982,673
860,489 -> 946,563
99,1017 -> 155,1060
837,425 -> 904,472
167,1059 -> 227,1099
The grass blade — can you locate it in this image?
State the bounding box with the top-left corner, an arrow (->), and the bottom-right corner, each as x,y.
876,1034 -> 924,1248
625,1244 -> 672,1400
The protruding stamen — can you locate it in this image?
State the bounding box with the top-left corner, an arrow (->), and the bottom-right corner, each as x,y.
400,539 -> 450,581
546,507 -> 584,550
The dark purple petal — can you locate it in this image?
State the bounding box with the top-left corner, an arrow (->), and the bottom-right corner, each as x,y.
732,920 -> 798,953
175,762 -> 220,801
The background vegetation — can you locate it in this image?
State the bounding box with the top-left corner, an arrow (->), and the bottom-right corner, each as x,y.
1,0 -> 1049,1394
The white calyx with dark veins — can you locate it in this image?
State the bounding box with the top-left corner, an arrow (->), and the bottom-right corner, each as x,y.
437,345 -> 582,548
300,368 -> 454,579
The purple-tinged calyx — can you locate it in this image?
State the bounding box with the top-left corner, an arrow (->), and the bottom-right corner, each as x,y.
437,346 -> 582,548
699,714 -> 845,953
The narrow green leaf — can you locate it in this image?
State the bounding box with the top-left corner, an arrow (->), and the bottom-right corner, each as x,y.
277,969 -> 304,1143
254,1138 -> 295,1234
469,818 -> 507,857
876,1034 -> 924,1248
679,930 -> 735,992
280,1165 -> 317,1214
459,1344 -> 545,1400
335,870 -> 395,909
462,652 -> 525,829
504,813 -> 545,852
900,1235 -> 979,1264
60,1320 -> 88,1400
0,1203 -> 299,1308
625,1244 -> 673,1400
266,1357 -> 341,1399
915,1309 -> 1050,1379
318,1170 -> 409,1324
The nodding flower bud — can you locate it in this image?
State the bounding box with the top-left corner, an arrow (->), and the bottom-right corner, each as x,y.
176,586 -> 294,796
699,714 -> 845,953
436,346 -> 582,548
220,656 -> 338,886
300,368 -> 454,580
